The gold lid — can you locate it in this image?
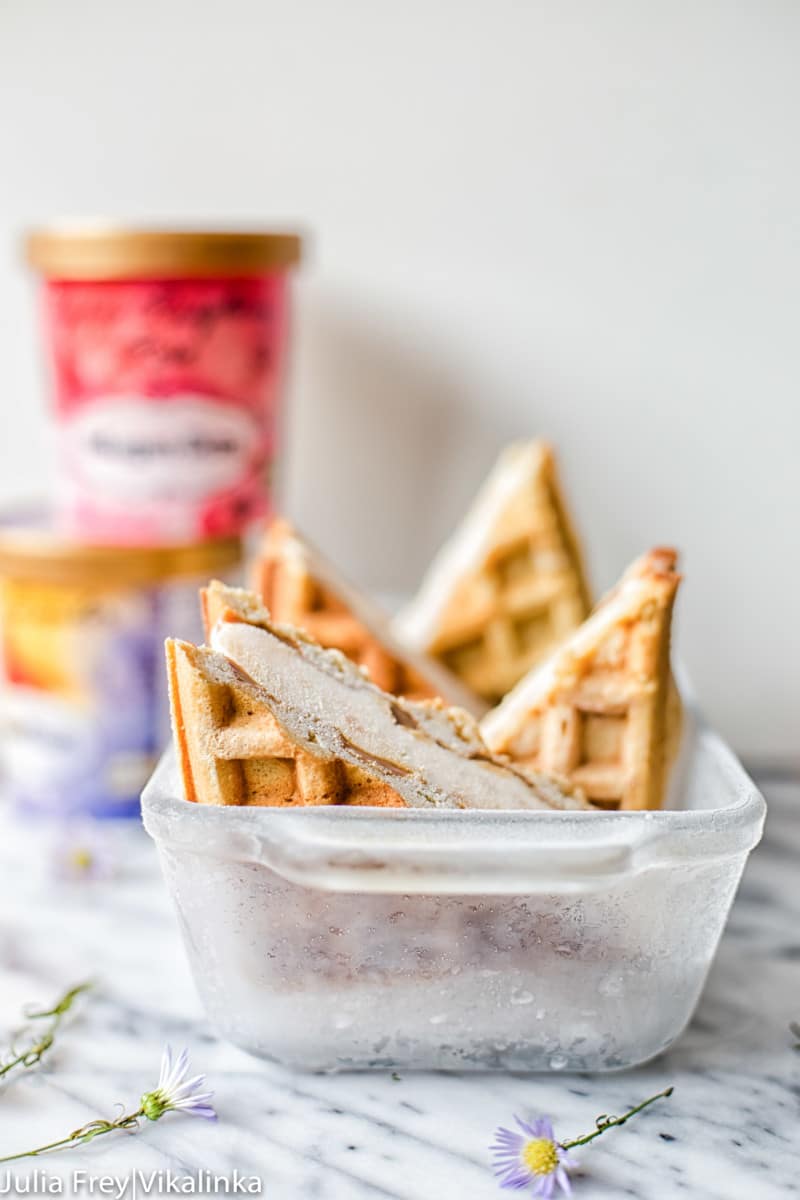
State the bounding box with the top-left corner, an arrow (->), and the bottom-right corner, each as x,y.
25,225 -> 303,280
0,516 -> 243,588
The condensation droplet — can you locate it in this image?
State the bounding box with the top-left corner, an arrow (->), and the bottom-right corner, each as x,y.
510,989 -> 534,1006
599,974 -> 623,996
549,1053 -> 568,1071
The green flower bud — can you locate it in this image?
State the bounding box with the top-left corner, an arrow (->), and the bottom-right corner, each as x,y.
141,1090 -> 168,1121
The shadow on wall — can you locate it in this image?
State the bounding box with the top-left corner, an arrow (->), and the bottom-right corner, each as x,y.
282,293 -> 518,594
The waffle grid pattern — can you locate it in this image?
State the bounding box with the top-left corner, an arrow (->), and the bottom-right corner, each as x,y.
432,482 -> 590,703
485,571 -> 678,810
168,640 -> 405,808
254,536 -> 439,702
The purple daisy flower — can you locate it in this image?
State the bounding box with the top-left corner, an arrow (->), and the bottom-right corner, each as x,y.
141,1046 -> 217,1122
491,1115 -> 575,1197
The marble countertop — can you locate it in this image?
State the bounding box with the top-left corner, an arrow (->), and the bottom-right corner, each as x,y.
0,776 -> 798,1200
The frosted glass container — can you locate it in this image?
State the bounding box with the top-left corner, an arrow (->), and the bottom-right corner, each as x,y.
141,710 -> 764,1072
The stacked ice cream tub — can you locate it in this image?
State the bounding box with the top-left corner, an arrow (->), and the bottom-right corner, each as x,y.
0,227 -> 302,818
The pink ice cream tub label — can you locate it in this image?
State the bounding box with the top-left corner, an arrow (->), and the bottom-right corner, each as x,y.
27,229 -> 302,544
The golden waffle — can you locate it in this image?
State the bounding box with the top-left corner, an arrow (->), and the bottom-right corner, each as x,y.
170,586 -> 591,811
395,441 -> 591,704
167,639 -> 405,807
481,548 -> 681,810
250,517 -> 483,714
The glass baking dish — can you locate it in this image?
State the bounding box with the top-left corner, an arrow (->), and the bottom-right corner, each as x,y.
141,706 -> 765,1072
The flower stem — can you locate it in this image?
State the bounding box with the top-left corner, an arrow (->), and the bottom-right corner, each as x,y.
561,1086 -> 674,1150
0,983 -> 92,1082
24,982 -> 93,1023
0,1110 -> 144,1164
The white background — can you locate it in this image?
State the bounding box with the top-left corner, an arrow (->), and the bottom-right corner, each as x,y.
0,0 -> 797,761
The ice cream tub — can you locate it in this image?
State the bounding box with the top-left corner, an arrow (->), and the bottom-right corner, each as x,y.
26,227 -> 303,544
142,707 -> 765,1072
0,512 -> 242,818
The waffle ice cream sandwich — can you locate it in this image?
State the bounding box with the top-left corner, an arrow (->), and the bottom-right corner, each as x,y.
481,548 -> 682,810
249,518 -> 483,714
167,638 -> 406,808
395,441 -> 591,704
168,585 -> 590,812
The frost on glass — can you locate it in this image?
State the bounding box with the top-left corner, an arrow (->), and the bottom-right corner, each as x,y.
142,716 -> 764,1073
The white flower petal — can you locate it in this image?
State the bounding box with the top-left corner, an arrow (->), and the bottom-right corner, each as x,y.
169,1073 -> 207,1101
158,1045 -> 173,1090
172,1091 -> 215,1111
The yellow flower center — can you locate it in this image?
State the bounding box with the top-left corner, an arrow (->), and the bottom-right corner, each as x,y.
522,1138 -> 559,1176
70,848 -> 93,871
